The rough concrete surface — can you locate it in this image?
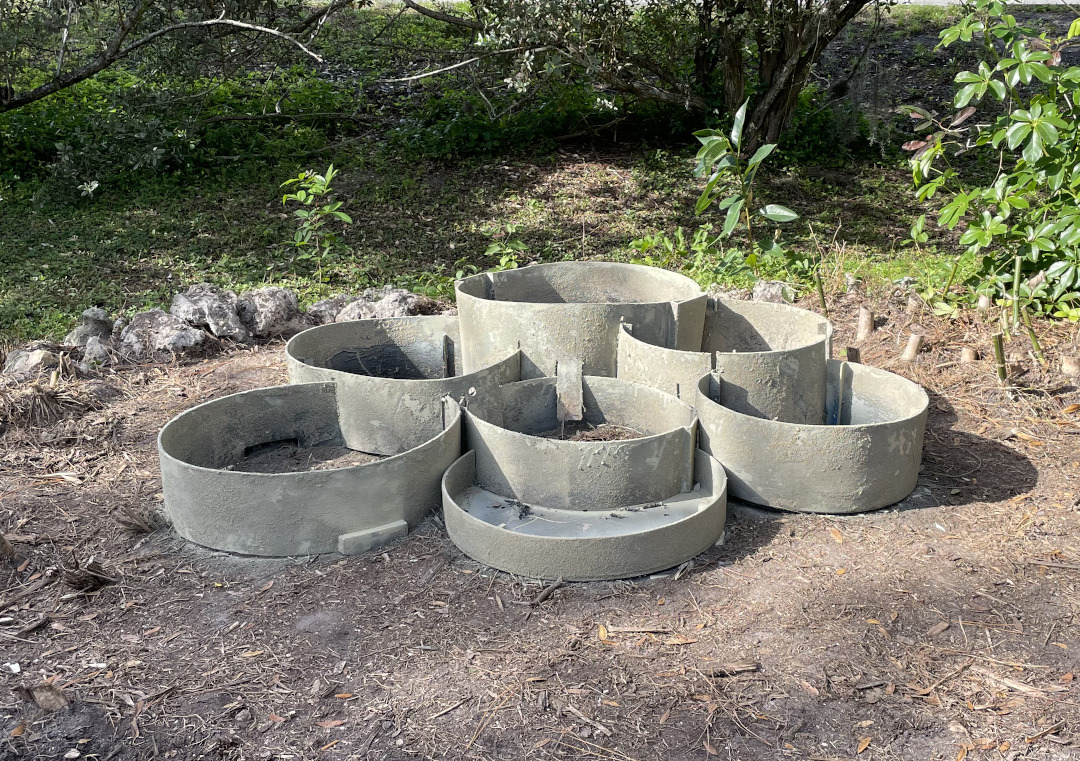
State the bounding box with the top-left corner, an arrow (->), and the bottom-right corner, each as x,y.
285,316 -> 519,454
464,375 -> 697,510
695,359 -> 929,513
442,448 -> 728,581
456,262 -> 707,378
617,299 -> 831,423
158,384 -> 462,556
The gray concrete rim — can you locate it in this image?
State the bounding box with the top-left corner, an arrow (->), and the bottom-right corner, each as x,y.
442,448 -> 728,581
159,383 -> 462,556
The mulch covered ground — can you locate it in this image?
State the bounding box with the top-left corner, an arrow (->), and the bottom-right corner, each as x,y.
0,288 -> 1078,761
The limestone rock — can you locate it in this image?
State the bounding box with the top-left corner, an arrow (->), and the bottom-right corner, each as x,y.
1,347 -> 60,380
307,294 -> 358,325
335,299 -> 377,322
237,287 -> 308,337
63,307 -> 114,347
706,285 -> 751,301
1062,355 -> 1080,377
170,284 -> 247,341
82,336 -> 111,365
752,280 -> 793,303
118,309 -> 205,359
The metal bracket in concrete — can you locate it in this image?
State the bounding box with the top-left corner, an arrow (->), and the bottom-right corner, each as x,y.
617,298 -> 831,423
455,262 -> 707,379
285,316 -> 519,454
465,375 -> 697,510
158,384 -> 462,556
695,360 -> 929,513
442,448 -> 728,581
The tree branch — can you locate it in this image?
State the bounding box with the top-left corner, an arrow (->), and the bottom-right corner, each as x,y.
381,46 -> 536,83
1,15 -> 323,113
400,0 -> 483,31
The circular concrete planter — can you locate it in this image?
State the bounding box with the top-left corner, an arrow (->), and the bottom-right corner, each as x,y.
465,375 -> 697,510
159,383 -> 462,556
618,299 -> 831,423
695,360 -> 928,513
286,316 -> 519,454
456,262 -> 707,379
442,448 -> 727,581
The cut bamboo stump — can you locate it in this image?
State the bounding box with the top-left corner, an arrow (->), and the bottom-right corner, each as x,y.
901,334 -> 924,362
977,294 -> 992,311
845,346 -> 861,364
992,333 -> 1008,384
1062,355 -> 1080,377
856,306 -> 875,341
906,295 -> 923,315
960,347 -> 978,364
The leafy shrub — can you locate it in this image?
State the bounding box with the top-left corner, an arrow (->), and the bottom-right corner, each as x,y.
906,0 -> 1080,321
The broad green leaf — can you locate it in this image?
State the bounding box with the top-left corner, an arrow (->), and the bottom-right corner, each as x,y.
747,143 -> 776,168
730,101 -> 748,149
722,199 -> 745,238
759,204 -> 799,223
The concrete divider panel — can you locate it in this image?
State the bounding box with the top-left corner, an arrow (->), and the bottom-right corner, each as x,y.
695,360 -> 928,513
455,262 -> 706,378
464,376 -> 696,510
159,384 -> 462,556
286,316 -> 518,454
442,448 -> 728,581
617,299 -> 829,423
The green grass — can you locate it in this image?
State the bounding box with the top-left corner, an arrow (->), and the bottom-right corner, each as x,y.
0,2 -> 1045,343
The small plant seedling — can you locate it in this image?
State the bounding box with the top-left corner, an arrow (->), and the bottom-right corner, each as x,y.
281,164 -> 352,281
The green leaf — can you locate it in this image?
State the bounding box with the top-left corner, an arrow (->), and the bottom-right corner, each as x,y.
758,204 -> 799,223
730,101 -> 748,150
722,198 -> 745,238
1022,130 -> 1043,163
746,143 -> 776,168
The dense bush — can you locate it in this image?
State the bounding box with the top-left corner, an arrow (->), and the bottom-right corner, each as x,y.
908,0 -> 1080,321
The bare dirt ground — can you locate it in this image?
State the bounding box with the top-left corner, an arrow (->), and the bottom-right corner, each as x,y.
1,291 -> 1078,761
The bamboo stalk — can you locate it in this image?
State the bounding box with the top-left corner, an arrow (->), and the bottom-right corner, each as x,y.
1020,307 -> 1045,366
992,332 -> 1008,385
901,334 -> 923,361
856,306 -> 874,341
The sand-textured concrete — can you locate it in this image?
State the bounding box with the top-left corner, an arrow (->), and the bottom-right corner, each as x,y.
159,384 -> 462,556
286,316 -> 518,454
617,299 -> 830,423
456,262 -> 706,378
464,376 -> 697,510
695,360 -> 928,513
442,448 -> 728,581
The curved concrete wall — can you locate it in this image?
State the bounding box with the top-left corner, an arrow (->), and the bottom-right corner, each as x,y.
456,262 -> 707,378
617,299 -> 830,423
695,360 -> 928,513
464,376 -> 697,510
286,317 -> 518,454
442,448 -> 728,581
159,384 -> 462,556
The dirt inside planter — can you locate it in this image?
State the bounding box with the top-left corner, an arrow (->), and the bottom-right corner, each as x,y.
226,439 -> 385,472
537,420 -> 643,441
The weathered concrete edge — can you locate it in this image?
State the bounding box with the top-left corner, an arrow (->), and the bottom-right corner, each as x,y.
159,385 -> 462,556
695,362 -> 929,513
442,449 -> 728,581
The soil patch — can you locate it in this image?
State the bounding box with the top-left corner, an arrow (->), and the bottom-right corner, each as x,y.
538,421 -> 643,441
227,440 -> 385,473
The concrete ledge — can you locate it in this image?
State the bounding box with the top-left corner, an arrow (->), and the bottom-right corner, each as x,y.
442,449 -> 728,581
617,299 -> 830,423
695,360 -> 928,513
465,375 -> 697,510
286,316 -> 518,454
159,384 -> 462,556
456,262 -> 706,378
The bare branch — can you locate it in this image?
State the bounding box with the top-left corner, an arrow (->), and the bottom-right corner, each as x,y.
381,46 -> 537,83
1,15 -> 323,113
400,0 -> 483,31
